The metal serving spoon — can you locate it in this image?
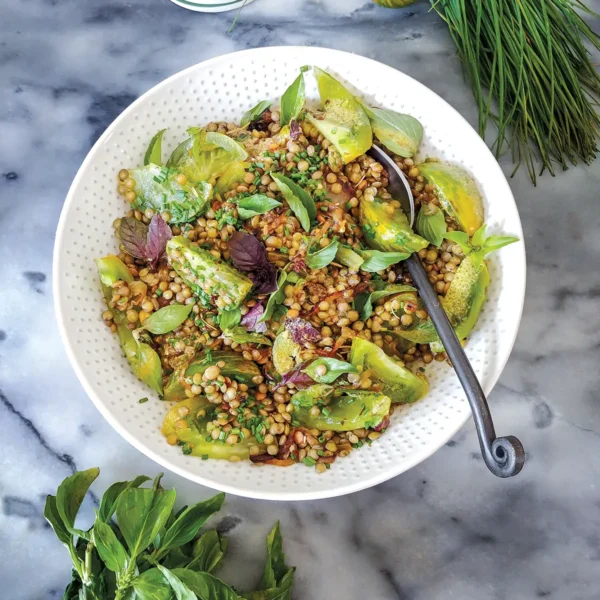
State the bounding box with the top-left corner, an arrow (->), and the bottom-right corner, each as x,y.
368,145 -> 525,478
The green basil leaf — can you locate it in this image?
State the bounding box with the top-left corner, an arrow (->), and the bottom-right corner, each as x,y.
189,529 -> 228,573
260,270 -> 288,323
241,100 -> 272,127
143,304 -> 192,335
259,522 -> 289,590
305,240 -> 339,270
222,326 -> 272,346
416,204 -> 447,247
132,568 -> 173,600
245,569 -> 295,600
303,358 -> 357,384
162,547 -> 191,570
44,495 -> 72,546
135,341 -> 164,396
358,250 -> 410,272
236,194 -> 282,219
483,235 -> 519,255
362,106 -> 423,157
470,224 -> 487,248
444,231 -> 472,255
116,487 -> 176,558
172,570 -> 243,600
355,284 -> 416,320
56,468 -> 100,538
98,476 -> 151,523
280,73 -> 305,126
159,493 -> 225,554
335,245 -> 364,271
271,173 -> 316,232
145,129 -> 166,166
219,308 -> 241,332
158,566 -> 197,600
92,520 -> 128,573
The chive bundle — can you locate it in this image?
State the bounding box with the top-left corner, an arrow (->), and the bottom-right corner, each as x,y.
432,0 -> 600,184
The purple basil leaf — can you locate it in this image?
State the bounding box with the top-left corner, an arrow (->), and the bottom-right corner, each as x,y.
228,231 -> 266,271
146,214 -> 173,268
285,317 -> 321,345
251,264 -> 277,294
228,231 -> 277,293
275,364 -> 315,390
290,119 -> 301,141
119,218 -> 149,260
241,303 -> 267,333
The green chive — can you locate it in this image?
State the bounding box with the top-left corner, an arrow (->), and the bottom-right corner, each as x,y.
303,457 -> 316,466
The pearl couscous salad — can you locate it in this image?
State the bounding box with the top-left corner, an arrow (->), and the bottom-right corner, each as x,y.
96,66 -> 517,471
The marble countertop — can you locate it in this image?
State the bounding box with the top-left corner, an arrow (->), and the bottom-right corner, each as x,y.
2,0 -> 600,598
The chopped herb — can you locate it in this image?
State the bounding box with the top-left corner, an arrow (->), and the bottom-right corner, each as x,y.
182,443 -> 193,455
138,397 -> 149,404
321,407 -> 331,417
317,450 -> 325,457
302,457 -> 316,466
318,435 -> 326,443
155,289 -> 163,297
218,430 -> 227,442
325,463 -> 331,469
201,454 -> 209,460
205,434 -> 213,442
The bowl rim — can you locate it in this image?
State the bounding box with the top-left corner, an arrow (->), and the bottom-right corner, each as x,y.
53,46 -> 526,501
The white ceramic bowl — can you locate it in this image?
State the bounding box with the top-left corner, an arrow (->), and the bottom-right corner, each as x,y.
168,0 -> 255,13
54,47 -> 526,500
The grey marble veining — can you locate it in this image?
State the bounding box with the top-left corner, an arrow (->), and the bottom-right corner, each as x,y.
2,0 -> 600,598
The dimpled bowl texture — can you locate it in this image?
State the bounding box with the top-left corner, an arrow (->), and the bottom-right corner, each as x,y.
54,47 -> 526,500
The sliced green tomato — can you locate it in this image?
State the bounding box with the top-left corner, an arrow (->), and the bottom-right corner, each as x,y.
214,161 -> 250,196
95,255 -> 133,287
419,162 -> 484,236
144,129 -> 166,166
396,251 -> 490,351
162,397 -> 258,459
291,385 -> 391,431
305,67 -> 372,164
168,131 -> 248,184
429,252 -> 489,353
359,196 -> 428,254
272,330 -> 302,375
166,236 -> 253,309
165,351 -> 261,403
131,164 -> 212,224
349,337 -> 428,404
117,323 -> 163,396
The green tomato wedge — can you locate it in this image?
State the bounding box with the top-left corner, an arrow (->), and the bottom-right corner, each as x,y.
305,67 -> 372,164
95,255 -> 133,287
162,397 -> 259,459
419,161 -> 484,237
164,351 -> 261,403
291,385 -> 391,431
166,236 -> 253,310
167,130 -> 248,184
144,129 -> 166,166
395,250 -> 491,351
359,196 -> 428,254
117,323 -> 163,396
349,337 -> 428,404
272,330 -> 302,375
214,161 -> 250,196
130,164 -> 212,224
